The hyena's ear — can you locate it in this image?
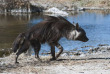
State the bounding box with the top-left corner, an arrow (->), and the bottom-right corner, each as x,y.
75,23 -> 79,29
73,22 -> 76,27
73,22 -> 75,25
73,22 -> 75,24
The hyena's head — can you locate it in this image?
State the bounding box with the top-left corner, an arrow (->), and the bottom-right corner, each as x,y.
69,23 -> 89,42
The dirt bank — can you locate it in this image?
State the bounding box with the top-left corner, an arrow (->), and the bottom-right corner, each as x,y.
1,0 -> 110,13
31,0 -> 110,10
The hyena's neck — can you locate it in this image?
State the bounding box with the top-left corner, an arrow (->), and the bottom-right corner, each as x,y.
67,30 -> 76,40
63,27 -> 76,40
66,29 -> 81,40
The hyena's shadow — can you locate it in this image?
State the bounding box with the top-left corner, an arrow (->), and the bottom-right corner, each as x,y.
57,58 -> 110,61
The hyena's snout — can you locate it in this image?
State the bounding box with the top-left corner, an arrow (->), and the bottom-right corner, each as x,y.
76,35 -> 89,42
82,36 -> 89,42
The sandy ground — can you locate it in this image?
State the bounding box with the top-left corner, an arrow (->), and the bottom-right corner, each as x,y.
0,46 -> 110,74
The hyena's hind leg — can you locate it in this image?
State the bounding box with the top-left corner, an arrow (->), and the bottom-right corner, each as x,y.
15,47 -> 29,64
30,39 -> 41,61
15,40 -> 30,64
13,32 -> 25,53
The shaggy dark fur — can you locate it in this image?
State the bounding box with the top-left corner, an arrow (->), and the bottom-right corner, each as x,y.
13,16 -> 89,63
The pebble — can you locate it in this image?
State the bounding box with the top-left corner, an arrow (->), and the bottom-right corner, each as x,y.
98,44 -> 109,46
80,54 -> 86,57
61,53 -> 69,56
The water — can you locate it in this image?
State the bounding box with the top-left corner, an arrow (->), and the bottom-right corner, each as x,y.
0,10 -> 110,55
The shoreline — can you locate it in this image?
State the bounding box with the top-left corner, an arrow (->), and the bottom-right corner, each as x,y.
78,7 -> 110,11
1,0 -> 110,14
0,45 -> 110,74
1,7 -> 110,14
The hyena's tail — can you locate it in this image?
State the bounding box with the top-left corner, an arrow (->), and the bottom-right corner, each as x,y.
12,32 -> 25,53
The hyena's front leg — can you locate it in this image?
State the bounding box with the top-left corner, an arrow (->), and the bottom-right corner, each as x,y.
30,39 -> 41,62
50,44 -> 56,60
55,43 -> 63,59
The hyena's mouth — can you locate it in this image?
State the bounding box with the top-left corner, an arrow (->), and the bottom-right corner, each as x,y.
82,38 -> 89,42
75,37 -> 89,42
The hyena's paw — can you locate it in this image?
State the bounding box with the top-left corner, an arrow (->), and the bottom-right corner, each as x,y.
50,58 -> 56,61
15,62 -> 19,64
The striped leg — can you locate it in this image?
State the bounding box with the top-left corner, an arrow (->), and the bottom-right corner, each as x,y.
55,43 -> 63,59
50,44 -> 56,60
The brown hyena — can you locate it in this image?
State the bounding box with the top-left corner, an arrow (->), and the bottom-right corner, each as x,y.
12,16 -> 89,63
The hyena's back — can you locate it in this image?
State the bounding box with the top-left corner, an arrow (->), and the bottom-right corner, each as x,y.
28,16 -> 74,43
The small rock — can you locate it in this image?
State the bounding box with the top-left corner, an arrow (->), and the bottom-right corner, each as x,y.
80,54 -> 86,57
61,53 -> 69,56
73,49 -> 77,51
62,6 -> 68,11
45,7 -> 68,16
74,52 -> 81,56
79,72 -> 84,73
98,44 -> 109,46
